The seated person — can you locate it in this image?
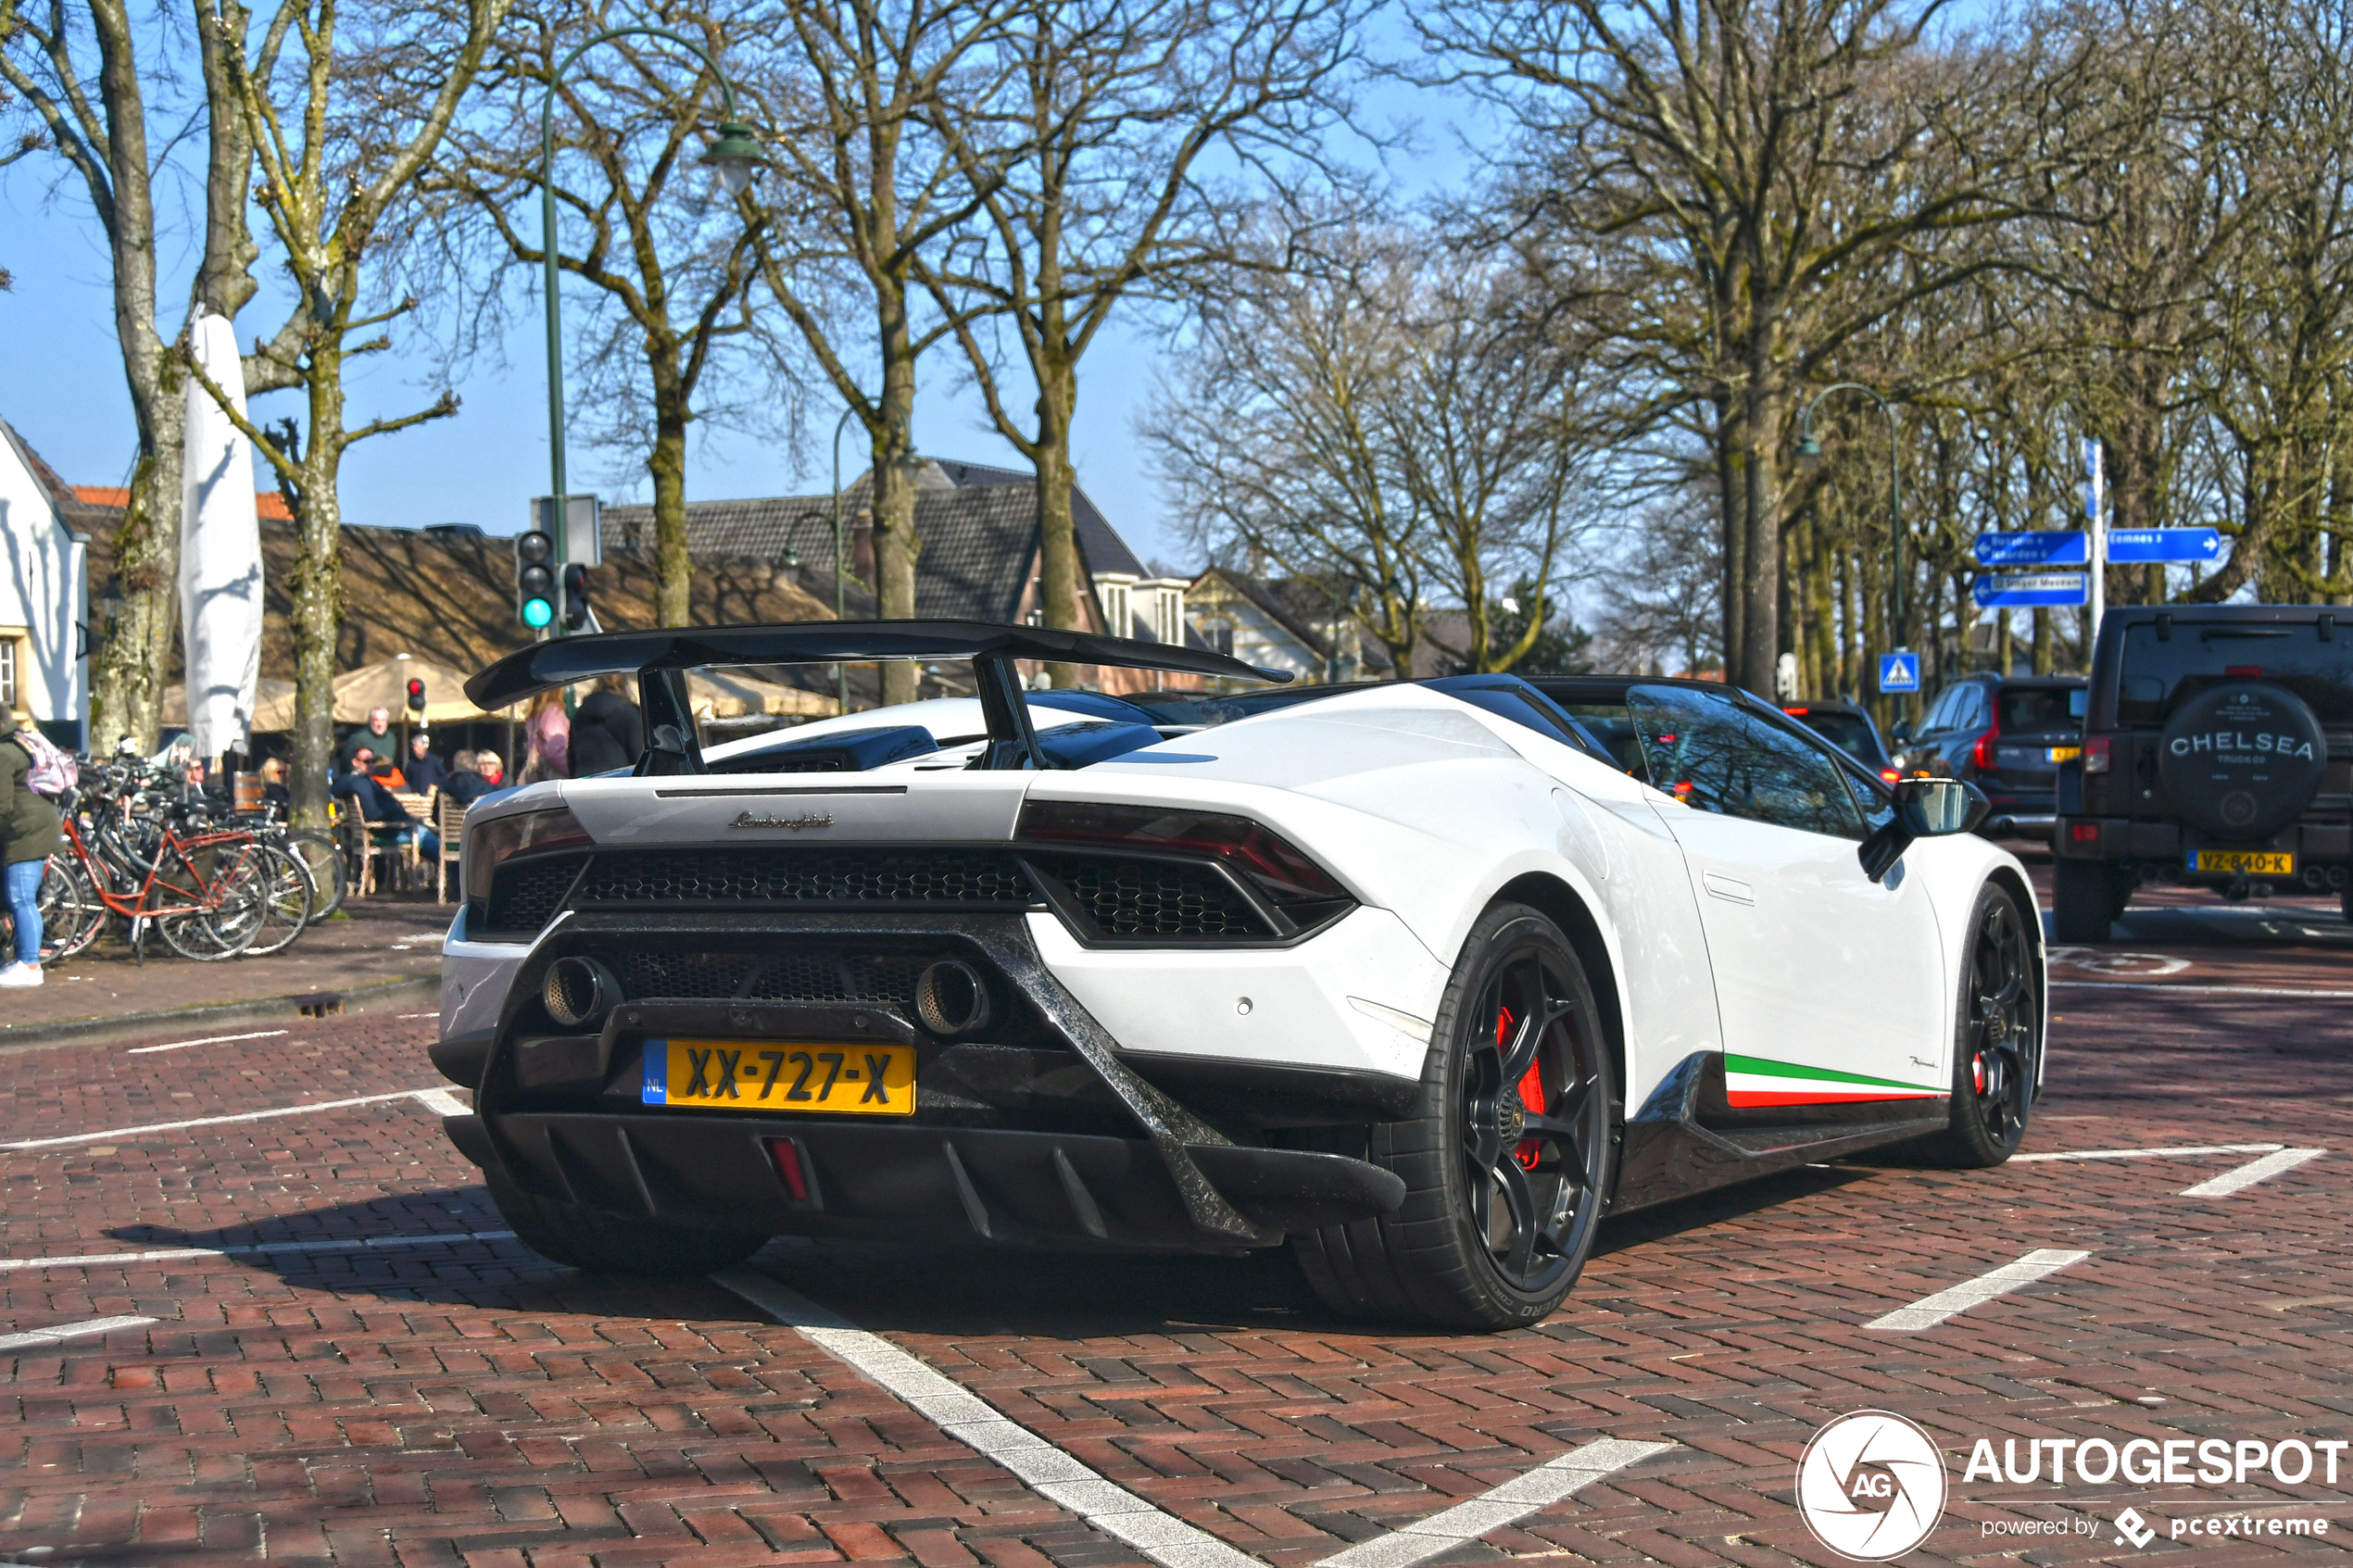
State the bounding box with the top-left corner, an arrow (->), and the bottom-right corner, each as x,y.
405,732 -> 449,796
441,748 -> 504,808
333,749 -> 439,859
258,757 -> 290,809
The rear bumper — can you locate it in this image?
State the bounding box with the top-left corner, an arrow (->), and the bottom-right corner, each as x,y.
443,909 -> 1417,1253
445,1110 -> 1404,1250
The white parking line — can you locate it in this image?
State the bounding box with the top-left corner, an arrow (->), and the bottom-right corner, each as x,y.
1313,1439 -> 1673,1568
1867,1248 -> 2093,1332
718,1268 -> 1263,1568
2013,1143 -> 2284,1162
0,1087 -> 460,1151
2050,982 -> 2353,998
2180,1148 -> 2323,1198
125,1030 -> 289,1055
0,1314 -> 157,1351
0,1230 -> 517,1272
718,1268 -> 1668,1568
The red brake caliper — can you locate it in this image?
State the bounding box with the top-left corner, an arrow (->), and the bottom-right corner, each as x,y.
1500,1005 -> 1544,1170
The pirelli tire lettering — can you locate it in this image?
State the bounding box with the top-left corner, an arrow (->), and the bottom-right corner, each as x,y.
2156,681 -> 2328,840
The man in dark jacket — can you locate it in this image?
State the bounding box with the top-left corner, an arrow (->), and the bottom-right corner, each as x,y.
404,732 -> 450,796
0,712 -> 65,985
567,679 -> 644,775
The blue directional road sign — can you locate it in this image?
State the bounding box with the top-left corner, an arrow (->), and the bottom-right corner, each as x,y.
2106,527 -> 2225,564
1974,530 -> 2088,567
1974,572 -> 2090,608
1878,650 -> 1920,694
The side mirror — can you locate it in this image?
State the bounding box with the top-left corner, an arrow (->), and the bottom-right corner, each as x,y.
1890,719 -> 1914,746
1858,778 -> 1990,883
1895,777 -> 1989,837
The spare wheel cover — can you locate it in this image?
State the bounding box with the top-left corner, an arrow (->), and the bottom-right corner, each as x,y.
2156,680 -> 2327,840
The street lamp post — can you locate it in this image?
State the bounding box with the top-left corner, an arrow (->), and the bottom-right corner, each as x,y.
830,407 -> 858,714
539,28 -> 759,632
1797,383 -> 1904,706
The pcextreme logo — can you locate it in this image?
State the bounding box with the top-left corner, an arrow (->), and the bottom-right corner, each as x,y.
1796,1411 -> 1950,1561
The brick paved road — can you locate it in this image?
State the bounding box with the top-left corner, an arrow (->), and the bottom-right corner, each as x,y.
2,890 -> 2347,1565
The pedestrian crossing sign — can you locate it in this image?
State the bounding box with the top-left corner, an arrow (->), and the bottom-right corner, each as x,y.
1879,651 -> 1920,694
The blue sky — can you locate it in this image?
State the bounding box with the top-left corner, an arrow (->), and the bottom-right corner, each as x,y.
2,31 -> 1483,571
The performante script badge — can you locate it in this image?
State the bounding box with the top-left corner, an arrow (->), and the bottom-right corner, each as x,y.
1796,1411 -> 1948,1561
730,810 -> 834,831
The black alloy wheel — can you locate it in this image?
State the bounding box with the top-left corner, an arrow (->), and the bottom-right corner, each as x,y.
1292,903 -> 1617,1329
1457,941 -> 1610,1297
1916,883 -> 2039,1167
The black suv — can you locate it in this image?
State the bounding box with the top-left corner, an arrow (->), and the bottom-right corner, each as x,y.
1897,673 -> 2087,838
2053,604 -> 2350,940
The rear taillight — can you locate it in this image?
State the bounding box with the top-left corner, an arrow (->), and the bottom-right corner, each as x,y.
462,804 -> 592,902
2071,822 -> 2100,843
1971,717 -> 2000,771
1881,769 -> 1901,784
2083,735 -> 2112,774
1017,799 -> 1345,904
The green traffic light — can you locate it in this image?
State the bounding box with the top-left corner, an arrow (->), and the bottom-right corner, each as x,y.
522,597 -> 555,629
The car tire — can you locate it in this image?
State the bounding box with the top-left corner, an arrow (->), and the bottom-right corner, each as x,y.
1912,882 -> 2041,1168
1291,903 -> 1617,1330
484,1169 -> 769,1278
2051,859 -> 2120,943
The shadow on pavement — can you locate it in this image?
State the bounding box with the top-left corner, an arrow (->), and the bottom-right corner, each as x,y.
123,1160 -> 1885,1340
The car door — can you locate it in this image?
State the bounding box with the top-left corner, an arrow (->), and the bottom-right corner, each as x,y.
1625,684 -> 1950,1116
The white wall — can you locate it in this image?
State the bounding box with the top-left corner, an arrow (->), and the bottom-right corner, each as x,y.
0,425 -> 90,736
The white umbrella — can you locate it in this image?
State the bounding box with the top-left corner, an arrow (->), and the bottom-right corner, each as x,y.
178,307 -> 263,759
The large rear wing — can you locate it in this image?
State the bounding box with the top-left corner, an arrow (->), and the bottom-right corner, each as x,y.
464,619 -> 1291,773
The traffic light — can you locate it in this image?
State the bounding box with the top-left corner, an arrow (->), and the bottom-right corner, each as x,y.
406,677 -> 426,714
560,562 -> 591,632
515,528 -> 556,630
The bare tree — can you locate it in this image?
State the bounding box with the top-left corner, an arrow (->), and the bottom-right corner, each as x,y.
0,0 -> 271,747
1149,218 -> 1598,673
188,0 -> 512,823
1424,0 -> 2085,694
1144,219 -> 1424,673
916,0 -> 1356,676
430,0 -> 798,624
745,0 -> 1022,705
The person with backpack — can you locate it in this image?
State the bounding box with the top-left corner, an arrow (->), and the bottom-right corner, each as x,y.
0,711 -> 66,986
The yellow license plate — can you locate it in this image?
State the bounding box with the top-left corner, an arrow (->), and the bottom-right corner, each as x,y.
641,1039 -> 916,1115
2189,850 -> 2295,876
2046,746 -> 2081,763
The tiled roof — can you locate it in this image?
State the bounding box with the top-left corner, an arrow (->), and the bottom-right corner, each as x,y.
1192,567 -> 1397,673
72,485 -> 294,522
925,458 -> 1147,578
601,458 -> 1155,624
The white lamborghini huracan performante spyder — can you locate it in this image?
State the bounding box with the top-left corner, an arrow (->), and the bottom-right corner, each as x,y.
434,622 -> 2043,1329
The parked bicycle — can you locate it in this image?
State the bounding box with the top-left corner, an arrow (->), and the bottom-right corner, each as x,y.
39,758 -> 310,962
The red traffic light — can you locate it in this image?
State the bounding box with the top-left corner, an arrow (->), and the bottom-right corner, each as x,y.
406,677 -> 427,712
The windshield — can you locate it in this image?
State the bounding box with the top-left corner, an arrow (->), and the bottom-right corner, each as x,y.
1996,686 -> 2086,733
2116,622 -> 2353,723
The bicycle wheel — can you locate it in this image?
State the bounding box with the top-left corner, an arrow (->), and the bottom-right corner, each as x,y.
155,842 -> 260,962
283,830 -> 346,922
39,856 -> 105,960
217,844 -> 311,956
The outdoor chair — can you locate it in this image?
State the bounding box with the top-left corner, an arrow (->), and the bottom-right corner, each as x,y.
435,791 -> 467,903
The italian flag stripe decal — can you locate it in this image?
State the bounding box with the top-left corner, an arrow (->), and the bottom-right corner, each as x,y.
1723,1053 -> 1944,1108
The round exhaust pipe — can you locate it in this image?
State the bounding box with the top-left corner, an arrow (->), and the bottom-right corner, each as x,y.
544,955 -> 620,1030
916,960 -> 991,1036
